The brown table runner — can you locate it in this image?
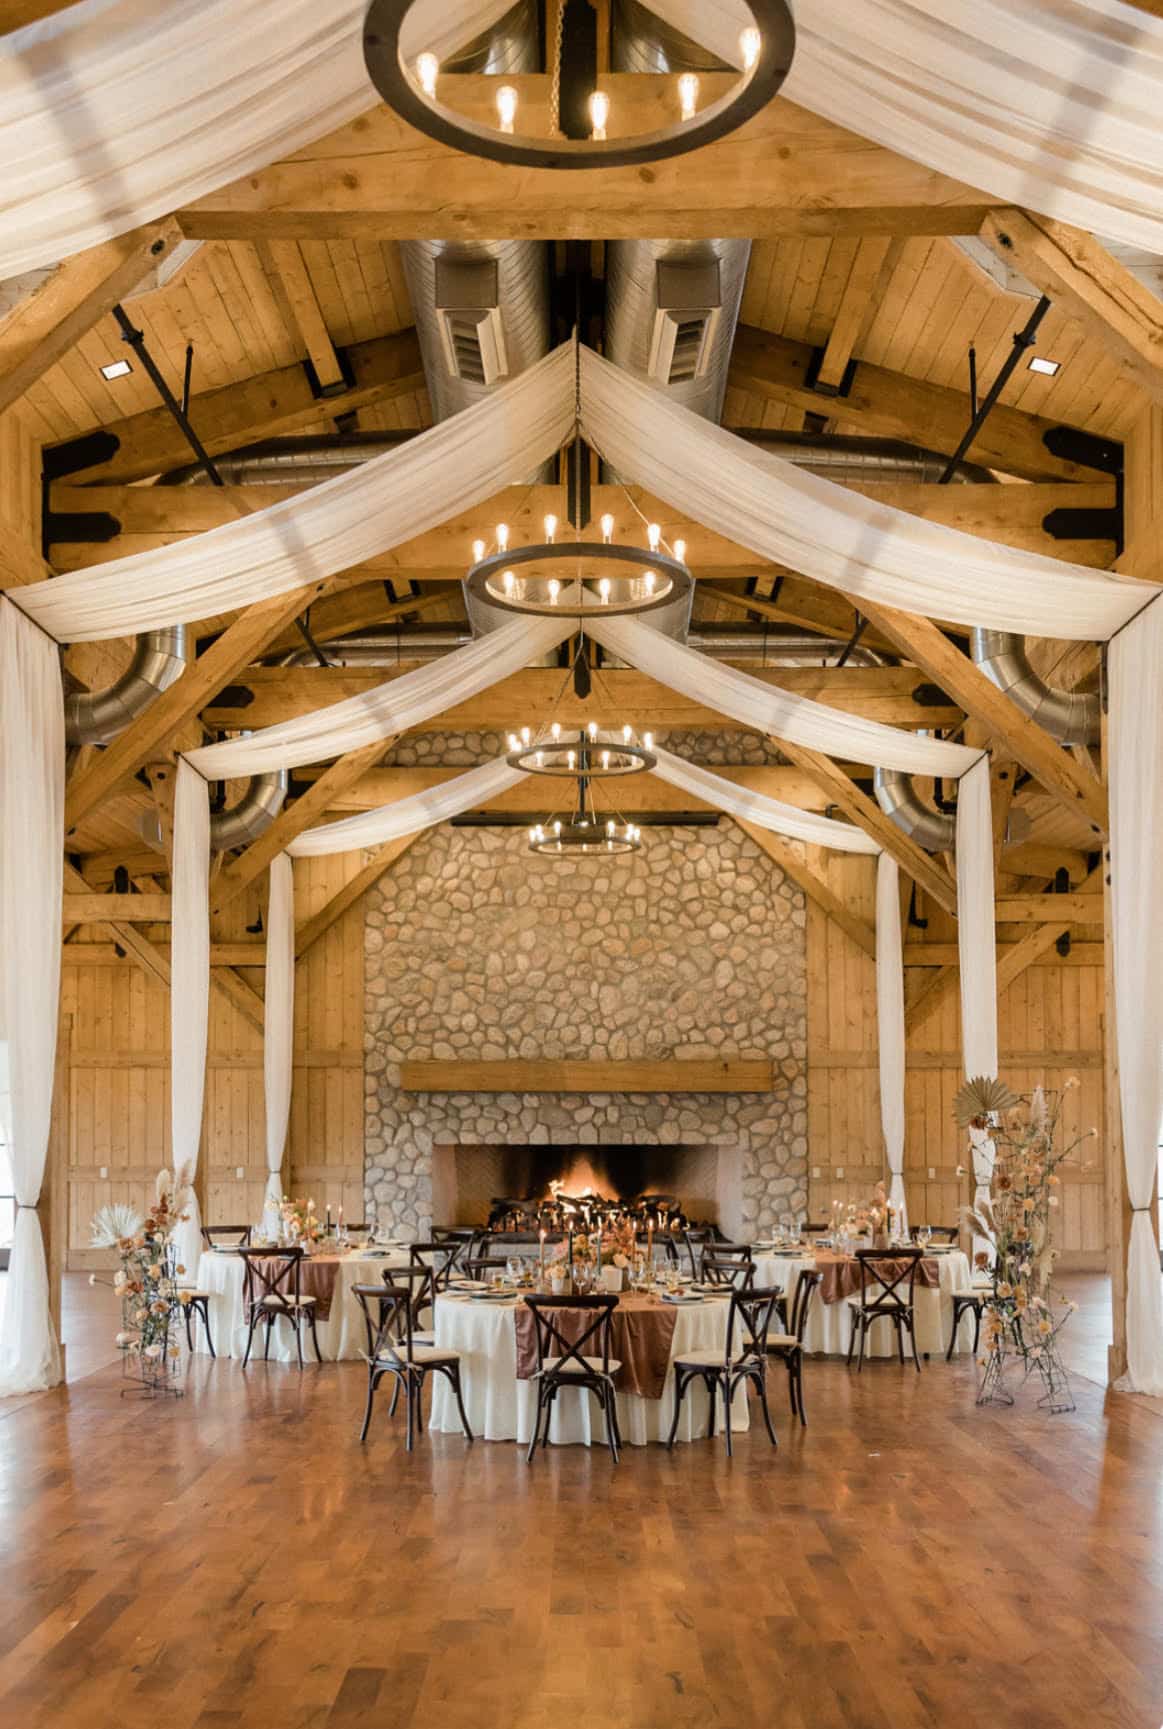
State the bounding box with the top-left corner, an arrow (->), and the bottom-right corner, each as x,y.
513,1294 -> 679,1399
254,1254 -> 343,1320
814,1251 -> 941,1305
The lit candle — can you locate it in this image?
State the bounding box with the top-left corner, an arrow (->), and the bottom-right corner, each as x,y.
539,1227 -> 546,1284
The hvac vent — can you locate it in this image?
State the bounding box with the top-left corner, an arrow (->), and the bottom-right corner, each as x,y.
647,259 -> 722,386
434,256 -> 510,386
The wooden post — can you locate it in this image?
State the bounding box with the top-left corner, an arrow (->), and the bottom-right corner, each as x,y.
42,1011 -> 72,1379
1102,849 -> 1130,1383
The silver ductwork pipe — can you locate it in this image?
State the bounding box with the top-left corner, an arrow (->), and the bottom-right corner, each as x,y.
970,629 -> 1101,746
873,767 -> 956,853
160,434 -> 415,486
138,770 -> 290,854
64,627 -> 188,746
726,433 -> 994,486
276,627 -> 887,669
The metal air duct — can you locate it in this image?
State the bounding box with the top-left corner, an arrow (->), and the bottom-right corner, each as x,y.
873,767 -> 956,853
970,629 -> 1101,746
64,627 -> 188,746
138,770 -> 289,854
276,625 -> 888,668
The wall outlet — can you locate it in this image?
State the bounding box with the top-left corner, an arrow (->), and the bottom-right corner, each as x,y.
835,1166 -> 844,1179
928,1166 -> 936,1180
99,1164 -> 107,1180
235,1165 -> 244,1180
811,1166 -> 820,1180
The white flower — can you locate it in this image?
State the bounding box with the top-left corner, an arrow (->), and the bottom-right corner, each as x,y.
143,1343 -> 161,1360
115,1331 -> 133,1348
89,1202 -> 144,1248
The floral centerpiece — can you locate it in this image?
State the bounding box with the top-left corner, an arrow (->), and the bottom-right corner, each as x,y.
279,1195 -> 322,1247
832,1183 -> 899,1246
90,1169 -> 191,1397
955,1074 -> 1089,1412
545,1217 -> 638,1289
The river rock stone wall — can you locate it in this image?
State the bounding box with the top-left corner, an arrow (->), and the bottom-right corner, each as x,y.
363,793 -> 809,1240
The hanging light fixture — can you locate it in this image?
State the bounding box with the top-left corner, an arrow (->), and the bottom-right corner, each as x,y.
507,719 -> 656,779
363,1 -> 795,172
528,774 -> 642,858
465,512 -> 691,620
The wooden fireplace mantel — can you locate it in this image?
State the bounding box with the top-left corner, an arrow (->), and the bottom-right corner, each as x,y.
399,1058 -> 786,1094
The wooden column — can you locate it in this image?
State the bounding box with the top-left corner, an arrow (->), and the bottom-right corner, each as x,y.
1102,849 -> 1129,1383
42,1011 -> 72,1378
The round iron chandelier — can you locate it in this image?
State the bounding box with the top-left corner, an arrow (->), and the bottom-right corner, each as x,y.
363,1 -> 796,172
529,776 -> 642,858
506,719 -> 656,778
465,513 -> 691,621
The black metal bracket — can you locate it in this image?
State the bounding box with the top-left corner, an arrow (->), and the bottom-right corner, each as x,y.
803,344 -> 857,400
302,345 -> 356,400
112,302 -> 224,486
43,506 -> 121,556
1042,503 -> 1123,549
567,436 -> 592,531
939,294 -> 1051,483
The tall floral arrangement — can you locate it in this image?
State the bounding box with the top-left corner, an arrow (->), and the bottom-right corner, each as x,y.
90,1169 -> 192,1394
279,1195 -> 322,1245
954,1075 -> 1090,1411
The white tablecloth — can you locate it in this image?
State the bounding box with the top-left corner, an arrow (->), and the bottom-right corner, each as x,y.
428,1292 -> 753,1446
190,1247 -> 410,1363
751,1249 -> 975,1358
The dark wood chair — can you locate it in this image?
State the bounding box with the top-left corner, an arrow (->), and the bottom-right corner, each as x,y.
352,1285 -> 472,1451
636,1230 -> 679,1264
911,1224 -> 960,1245
699,1245 -> 755,1289
238,1246 -> 321,1369
667,1286 -> 782,1457
946,1279 -> 994,1360
180,1288 -> 216,1358
766,1269 -> 821,1425
200,1224 -> 252,1248
523,1295 -> 622,1465
463,1255 -> 512,1283
681,1227 -> 713,1281
800,1223 -> 829,1237
409,1240 -> 464,1292
846,1248 -> 924,1373
380,1263 -> 437,1343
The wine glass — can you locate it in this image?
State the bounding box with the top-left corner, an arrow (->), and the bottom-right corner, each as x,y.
917,1224 -> 932,1252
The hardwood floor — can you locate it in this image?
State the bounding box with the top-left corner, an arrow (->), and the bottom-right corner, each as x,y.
1,1348 -> 1161,1728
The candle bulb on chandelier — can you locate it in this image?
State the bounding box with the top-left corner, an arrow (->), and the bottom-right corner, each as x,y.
647,522 -> 661,552
521,726 -> 531,746
548,577 -> 560,603
600,513 -> 614,543
502,568 -> 515,594
551,721 -> 561,741
622,724 -> 632,743
643,569 -> 656,595
496,522 -> 510,551
598,576 -> 611,604
472,538 -> 485,563
678,72 -> 699,120
543,513 -> 557,543
740,26 -> 762,70
496,85 -> 518,133
673,538 -> 686,564
589,90 -> 610,141
416,52 -> 439,96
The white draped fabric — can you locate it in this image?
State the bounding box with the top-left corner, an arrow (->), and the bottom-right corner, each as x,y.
190,617 -> 572,779
1109,599 -> 1163,1396
588,615 -> 975,775
14,345 -> 575,642
649,746 -> 879,853
578,346 -> 1155,640
0,600 -> 64,1396
651,0 -> 1163,254
287,759 -> 526,857
955,758 -> 999,1254
170,761 -> 210,1282
263,854 -> 295,1208
876,855 -> 907,1229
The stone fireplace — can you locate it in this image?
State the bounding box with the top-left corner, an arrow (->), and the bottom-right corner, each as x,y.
431,1142 -> 740,1230
363,732 -> 810,1242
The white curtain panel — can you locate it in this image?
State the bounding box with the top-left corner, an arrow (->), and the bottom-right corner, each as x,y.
1109,597 -> 1163,1395
15,344 -> 576,642
263,854 -> 295,1208
876,854 -> 908,1230
955,757 -> 999,1254
0,598 -> 64,1396
588,615 -> 976,776
189,615 -> 573,779
578,347 -> 1154,640
650,0 -> 1163,254
287,758 -> 526,857
649,746 -> 879,852
170,761 -> 210,1281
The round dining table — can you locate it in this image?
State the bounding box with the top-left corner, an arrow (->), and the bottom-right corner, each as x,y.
189,1244 -> 411,1363
427,1288 -> 752,1446
751,1245 -> 975,1357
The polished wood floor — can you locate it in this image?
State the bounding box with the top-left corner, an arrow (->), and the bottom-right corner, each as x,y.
2,1336 -> 1162,1729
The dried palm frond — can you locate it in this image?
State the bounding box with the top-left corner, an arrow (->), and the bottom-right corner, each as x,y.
953,1075 -> 1019,1128
90,1203 -> 144,1248
961,1197 -> 997,1247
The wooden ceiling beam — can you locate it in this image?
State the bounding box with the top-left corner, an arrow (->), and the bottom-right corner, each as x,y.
815,237 -> 896,393
294,833 -> 421,959
63,581 -> 328,835
0,219 -> 182,416
258,240 -> 344,391
774,738 -> 959,917
905,920 -> 1069,1034
53,326 -> 424,485
209,739 -> 393,913
176,87 -> 994,243
980,208 -> 1163,404
729,324 -> 1097,482
852,598 -> 1109,837
734,819 -> 877,958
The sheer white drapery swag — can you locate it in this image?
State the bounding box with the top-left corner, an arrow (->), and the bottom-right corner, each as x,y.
0,598 -> 64,1395
1109,598 -> 1163,1396
170,761 -> 210,1282
190,617 -> 573,779
649,747 -> 879,853
14,345 -> 576,643
876,855 -> 907,1231
588,617 -> 976,776
650,0 -> 1163,254
264,854 -> 295,1209
286,759 -> 526,857
578,346 -> 1155,640
955,758 -> 999,1257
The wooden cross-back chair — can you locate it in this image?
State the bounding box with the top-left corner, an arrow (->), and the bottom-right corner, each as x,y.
847,1248 -> 924,1373
910,1224 -> 960,1245
201,1224 -> 252,1248
766,1269 -> 822,1426
351,1284 -> 472,1451
238,1246 -> 321,1369
667,1286 -> 783,1457
681,1227 -> 713,1281
700,1244 -> 755,1290
523,1294 -> 622,1465
409,1240 -> 464,1291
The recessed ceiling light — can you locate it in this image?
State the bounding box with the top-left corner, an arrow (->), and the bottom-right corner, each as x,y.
99,358 -> 132,380
1028,355 -> 1061,376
